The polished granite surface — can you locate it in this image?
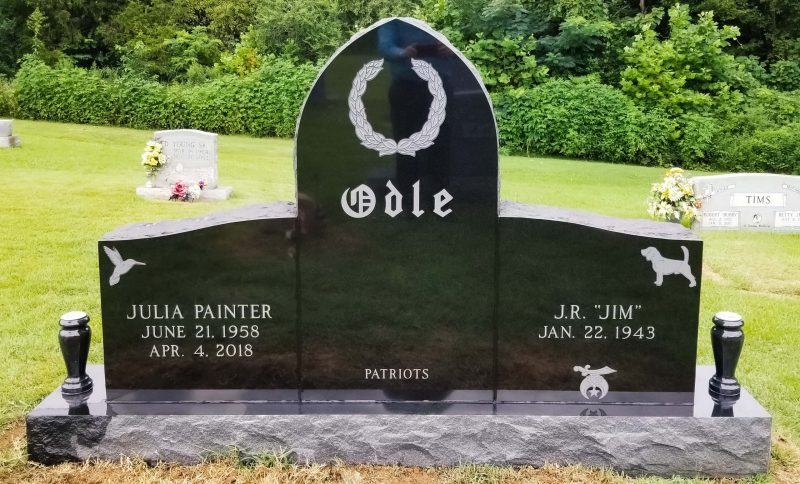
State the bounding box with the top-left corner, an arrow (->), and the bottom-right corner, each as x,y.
31,365 -> 768,418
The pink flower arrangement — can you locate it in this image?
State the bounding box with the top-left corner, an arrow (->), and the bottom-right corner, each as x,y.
170,180 -> 188,200
169,180 -> 204,202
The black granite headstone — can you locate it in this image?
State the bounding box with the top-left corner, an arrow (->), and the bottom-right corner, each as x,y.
295,18 -> 498,401
497,203 -> 702,405
96,17 -> 703,408
99,204 -> 297,401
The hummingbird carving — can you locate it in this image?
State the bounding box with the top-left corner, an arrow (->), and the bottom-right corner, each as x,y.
103,246 -> 145,286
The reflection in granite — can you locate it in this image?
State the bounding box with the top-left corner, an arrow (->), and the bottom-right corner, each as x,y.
95,19 -> 707,407
32,366 -> 764,418
498,204 -> 702,404
99,204 -> 298,401
296,18 -> 497,400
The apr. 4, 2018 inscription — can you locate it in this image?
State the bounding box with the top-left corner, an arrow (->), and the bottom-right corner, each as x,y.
539,304 -> 655,340
127,303 -> 272,358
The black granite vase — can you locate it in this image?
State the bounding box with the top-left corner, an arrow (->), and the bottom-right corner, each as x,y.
708,311 -> 744,404
59,311 -> 93,395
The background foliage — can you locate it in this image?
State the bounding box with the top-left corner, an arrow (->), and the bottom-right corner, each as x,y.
2,0 -> 800,173
13,58 -> 316,137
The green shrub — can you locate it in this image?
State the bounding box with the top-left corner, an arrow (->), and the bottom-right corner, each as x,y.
620,4 -> 745,116
0,78 -> 15,116
718,123 -> 800,174
15,61 -> 116,124
740,88 -> 800,128
707,88 -> 800,174
184,56 -> 317,137
112,77 -> 187,130
674,113 -> 721,167
768,60 -> 800,92
463,34 -> 547,90
14,58 -> 316,137
119,27 -> 225,83
494,77 -> 674,165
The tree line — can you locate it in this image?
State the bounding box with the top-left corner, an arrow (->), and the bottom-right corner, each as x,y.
1,0 -> 799,173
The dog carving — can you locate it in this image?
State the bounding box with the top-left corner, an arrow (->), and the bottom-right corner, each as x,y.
640,246 -> 696,287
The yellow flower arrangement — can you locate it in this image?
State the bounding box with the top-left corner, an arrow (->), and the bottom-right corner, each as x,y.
141,140 -> 167,177
647,167 -> 700,227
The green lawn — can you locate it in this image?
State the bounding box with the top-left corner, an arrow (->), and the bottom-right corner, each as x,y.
1,120 -> 799,481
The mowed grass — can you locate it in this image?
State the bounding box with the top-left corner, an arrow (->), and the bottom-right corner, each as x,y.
0,120 -> 799,482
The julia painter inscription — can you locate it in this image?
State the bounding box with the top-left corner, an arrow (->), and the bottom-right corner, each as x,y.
126,303 -> 272,358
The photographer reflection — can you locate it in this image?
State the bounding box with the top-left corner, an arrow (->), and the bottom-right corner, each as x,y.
378,22 -> 452,212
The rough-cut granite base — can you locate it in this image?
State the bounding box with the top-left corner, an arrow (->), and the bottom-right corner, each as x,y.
27,366 -> 770,477
135,186 -> 233,201
0,136 -> 20,148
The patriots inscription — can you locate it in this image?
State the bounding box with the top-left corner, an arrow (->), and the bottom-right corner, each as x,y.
96,18 -> 703,407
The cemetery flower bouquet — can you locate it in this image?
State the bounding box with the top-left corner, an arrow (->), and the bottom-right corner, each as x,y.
170,180 -> 204,202
141,140 -> 167,176
647,168 -> 701,226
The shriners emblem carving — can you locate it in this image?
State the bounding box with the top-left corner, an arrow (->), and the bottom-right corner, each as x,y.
574,365 -> 616,400
348,58 -> 446,157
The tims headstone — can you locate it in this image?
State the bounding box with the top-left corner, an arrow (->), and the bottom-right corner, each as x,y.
694,173 -> 800,231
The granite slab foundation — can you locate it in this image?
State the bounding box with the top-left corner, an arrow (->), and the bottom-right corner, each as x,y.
27,366 -> 770,477
135,186 -> 233,201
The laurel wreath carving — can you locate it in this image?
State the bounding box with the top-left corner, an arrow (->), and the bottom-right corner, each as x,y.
348,58 -> 446,157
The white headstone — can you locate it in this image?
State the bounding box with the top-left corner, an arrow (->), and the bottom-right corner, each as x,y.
0,119 -> 20,148
136,129 -> 231,200
0,120 -> 11,137
153,129 -> 219,189
693,173 -> 800,231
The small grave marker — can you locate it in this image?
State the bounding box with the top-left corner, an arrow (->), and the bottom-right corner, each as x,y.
136,129 -> 232,200
0,119 -> 21,148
